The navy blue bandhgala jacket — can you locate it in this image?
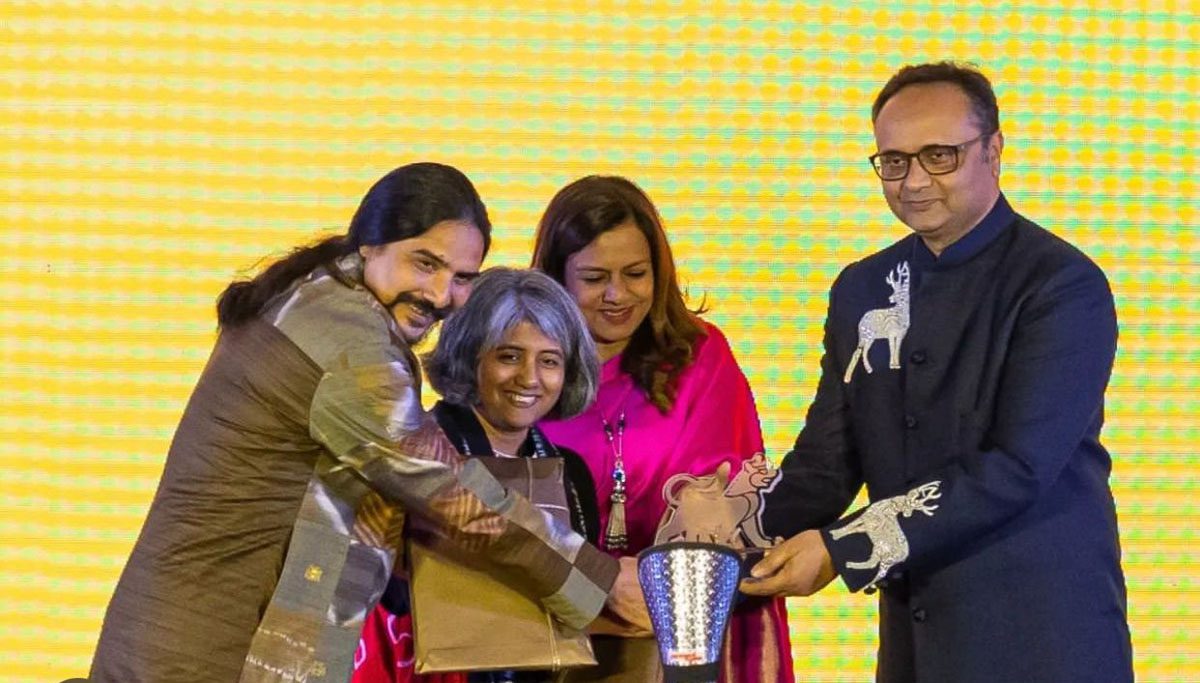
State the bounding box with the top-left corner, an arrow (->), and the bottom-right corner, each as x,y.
763,196 -> 1134,683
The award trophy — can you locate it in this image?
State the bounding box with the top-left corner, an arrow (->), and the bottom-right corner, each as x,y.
636,542 -> 742,683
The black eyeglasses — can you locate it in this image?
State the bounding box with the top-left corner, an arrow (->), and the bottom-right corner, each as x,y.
868,132 -> 994,181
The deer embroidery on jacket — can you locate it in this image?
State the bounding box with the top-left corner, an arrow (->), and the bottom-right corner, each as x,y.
844,262 -> 910,383
829,481 -> 941,590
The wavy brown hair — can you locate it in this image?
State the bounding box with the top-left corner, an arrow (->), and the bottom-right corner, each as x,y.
532,175 -> 705,413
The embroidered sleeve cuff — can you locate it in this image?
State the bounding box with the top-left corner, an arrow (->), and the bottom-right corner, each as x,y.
822,481 -> 943,593
820,521 -> 878,593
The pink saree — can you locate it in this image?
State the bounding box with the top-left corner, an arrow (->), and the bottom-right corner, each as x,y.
540,321 -> 793,683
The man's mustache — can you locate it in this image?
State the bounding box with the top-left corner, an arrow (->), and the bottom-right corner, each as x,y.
381,292 -> 451,324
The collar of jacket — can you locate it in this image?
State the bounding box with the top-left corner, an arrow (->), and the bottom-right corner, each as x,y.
912,193 -> 1017,271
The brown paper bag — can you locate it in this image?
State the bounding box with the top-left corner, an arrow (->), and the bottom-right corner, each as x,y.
409,456 -> 596,673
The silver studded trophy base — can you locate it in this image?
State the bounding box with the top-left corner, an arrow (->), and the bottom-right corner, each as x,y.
637,542 -> 741,683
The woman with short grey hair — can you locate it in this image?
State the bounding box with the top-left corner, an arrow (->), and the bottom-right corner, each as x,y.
425,266 -> 599,421
355,267 -> 602,683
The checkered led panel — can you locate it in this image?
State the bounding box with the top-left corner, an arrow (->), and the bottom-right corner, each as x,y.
1,2 -> 1195,680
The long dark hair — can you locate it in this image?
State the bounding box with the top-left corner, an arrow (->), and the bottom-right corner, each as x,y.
217,162 -> 491,327
532,175 -> 705,413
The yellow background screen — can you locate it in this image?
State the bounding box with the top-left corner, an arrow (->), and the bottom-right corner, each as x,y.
1,1 -> 1196,680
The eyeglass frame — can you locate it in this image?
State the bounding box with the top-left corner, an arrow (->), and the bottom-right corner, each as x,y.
867,131 -> 996,181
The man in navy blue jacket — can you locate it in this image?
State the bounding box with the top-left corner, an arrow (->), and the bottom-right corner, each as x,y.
742,62 -> 1134,682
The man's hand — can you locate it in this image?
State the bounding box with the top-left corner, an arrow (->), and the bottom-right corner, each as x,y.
594,556 -> 652,637
738,529 -> 837,597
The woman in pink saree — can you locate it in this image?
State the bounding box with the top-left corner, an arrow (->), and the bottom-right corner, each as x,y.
533,175 -> 793,682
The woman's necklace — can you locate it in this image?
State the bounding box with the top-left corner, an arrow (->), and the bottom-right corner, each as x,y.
600,408 -> 629,552
460,429 -> 547,459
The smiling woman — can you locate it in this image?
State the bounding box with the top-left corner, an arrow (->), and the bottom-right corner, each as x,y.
560,222 -> 655,362
532,176 -> 793,683
353,267 -> 603,683
473,320 -> 568,455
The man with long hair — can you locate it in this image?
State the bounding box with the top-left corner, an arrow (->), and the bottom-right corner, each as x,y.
90,163 -> 630,682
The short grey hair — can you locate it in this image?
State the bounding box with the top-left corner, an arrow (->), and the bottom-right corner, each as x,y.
424,267 -> 598,419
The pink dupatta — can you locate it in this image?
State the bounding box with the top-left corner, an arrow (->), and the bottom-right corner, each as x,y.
540,321 -> 793,683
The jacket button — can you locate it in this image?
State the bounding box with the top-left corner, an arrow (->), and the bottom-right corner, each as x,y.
912,608 -> 927,622
910,350 -> 927,364
904,415 -> 919,429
